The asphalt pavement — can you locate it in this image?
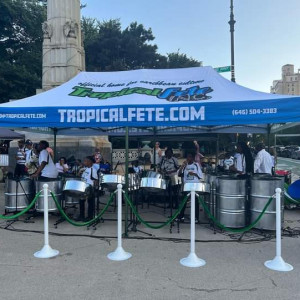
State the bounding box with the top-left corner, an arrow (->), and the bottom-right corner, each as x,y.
0,183 -> 299,300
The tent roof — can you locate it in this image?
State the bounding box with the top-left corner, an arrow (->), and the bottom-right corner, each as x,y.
0,128 -> 24,139
1,66 -> 299,129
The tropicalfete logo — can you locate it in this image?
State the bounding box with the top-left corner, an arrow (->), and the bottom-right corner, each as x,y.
68,84 -> 213,102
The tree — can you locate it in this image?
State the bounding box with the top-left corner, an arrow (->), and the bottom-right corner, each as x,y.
82,18 -> 200,72
0,0 -> 46,102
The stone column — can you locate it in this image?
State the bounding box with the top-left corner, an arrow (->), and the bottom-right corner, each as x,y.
42,0 -> 85,91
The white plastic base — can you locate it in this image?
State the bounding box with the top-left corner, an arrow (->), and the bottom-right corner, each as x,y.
34,245 -> 59,259
107,246 -> 132,261
264,256 -> 293,272
180,252 -> 206,268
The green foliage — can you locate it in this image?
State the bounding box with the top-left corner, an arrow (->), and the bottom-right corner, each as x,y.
82,17 -> 201,72
0,0 -> 46,102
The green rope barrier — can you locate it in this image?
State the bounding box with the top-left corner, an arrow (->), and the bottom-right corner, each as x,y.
197,194 -> 274,233
51,191 -> 115,227
124,193 -> 189,229
0,191 -> 41,220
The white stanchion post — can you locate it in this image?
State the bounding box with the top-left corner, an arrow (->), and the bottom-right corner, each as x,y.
34,184 -> 59,258
264,188 -> 293,272
107,184 -> 132,261
180,188 -> 206,268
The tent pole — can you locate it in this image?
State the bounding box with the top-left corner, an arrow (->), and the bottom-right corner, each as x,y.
216,134 -> 219,170
53,128 -> 57,162
124,127 -> 129,237
267,124 -> 271,151
153,127 -> 157,168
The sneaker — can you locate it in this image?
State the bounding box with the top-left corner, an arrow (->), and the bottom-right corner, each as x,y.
195,219 -> 199,224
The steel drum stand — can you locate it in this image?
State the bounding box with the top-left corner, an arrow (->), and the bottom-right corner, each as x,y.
89,184 -> 104,230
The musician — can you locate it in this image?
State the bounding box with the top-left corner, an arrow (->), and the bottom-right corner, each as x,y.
14,140 -> 27,178
25,143 -> 39,176
254,143 -> 273,175
25,139 -> 33,163
230,141 -> 253,177
31,140 -> 58,180
152,142 -> 163,165
159,148 -> 179,208
79,156 -> 98,221
55,157 -> 69,174
132,160 -> 143,175
159,147 -> 179,176
177,152 -> 203,222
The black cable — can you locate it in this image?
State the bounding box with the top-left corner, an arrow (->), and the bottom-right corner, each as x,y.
0,225 -> 273,244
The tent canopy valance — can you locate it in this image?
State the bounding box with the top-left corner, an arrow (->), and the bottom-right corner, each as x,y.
1,66 -> 300,128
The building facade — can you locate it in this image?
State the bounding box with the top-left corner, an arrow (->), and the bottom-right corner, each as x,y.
271,64 -> 300,95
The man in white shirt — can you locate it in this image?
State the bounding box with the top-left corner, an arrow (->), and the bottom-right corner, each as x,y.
31,140 -> 58,180
254,143 -> 273,175
177,153 -> 203,222
79,156 -> 98,220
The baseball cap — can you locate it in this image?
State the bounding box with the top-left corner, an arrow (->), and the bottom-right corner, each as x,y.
25,139 -> 33,145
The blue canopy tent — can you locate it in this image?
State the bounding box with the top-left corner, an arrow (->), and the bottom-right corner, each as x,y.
2,66 -> 300,234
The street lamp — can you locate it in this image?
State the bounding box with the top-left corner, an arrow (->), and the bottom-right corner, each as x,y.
229,0 -> 236,82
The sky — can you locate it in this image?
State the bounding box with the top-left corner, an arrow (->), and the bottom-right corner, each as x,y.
81,0 -> 300,93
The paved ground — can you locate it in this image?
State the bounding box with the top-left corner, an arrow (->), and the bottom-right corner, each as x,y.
0,183 -> 299,300
277,157 -> 300,179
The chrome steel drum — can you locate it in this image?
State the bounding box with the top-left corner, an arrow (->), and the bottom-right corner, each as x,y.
128,174 -> 140,191
63,179 -> 89,197
183,182 -> 210,193
169,174 -> 182,186
204,173 -> 218,218
100,174 -> 125,191
146,171 -> 162,179
35,179 -> 63,212
141,177 -> 167,193
216,177 -> 247,228
250,177 -> 284,230
5,178 -> 35,212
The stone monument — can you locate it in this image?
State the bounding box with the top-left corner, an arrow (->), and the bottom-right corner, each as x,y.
40,0 -> 85,91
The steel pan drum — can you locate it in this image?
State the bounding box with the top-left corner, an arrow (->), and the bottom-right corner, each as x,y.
100,174 -> 124,191
63,179 -> 89,197
146,171 -> 162,179
169,174 -> 182,186
35,179 -> 63,212
183,182 -> 210,193
128,174 -> 140,191
141,177 -> 167,193
5,178 -> 35,212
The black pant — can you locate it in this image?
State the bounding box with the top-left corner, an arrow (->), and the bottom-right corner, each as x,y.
178,193 -> 199,220
14,164 -> 27,178
79,189 -> 95,220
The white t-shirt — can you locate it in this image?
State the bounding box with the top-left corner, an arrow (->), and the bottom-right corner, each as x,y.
254,149 -> 273,174
234,153 -> 246,174
133,166 -> 143,174
81,166 -> 98,186
182,162 -> 203,183
223,158 -> 234,170
55,163 -> 69,173
39,149 -> 58,178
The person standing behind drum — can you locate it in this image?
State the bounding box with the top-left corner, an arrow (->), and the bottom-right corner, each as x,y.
159,148 -> 179,176
14,140 -> 27,178
25,143 -> 39,176
31,140 -> 58,180
177,153 -> 203,223
55,157 -> 69,174
152,142 -> 163,166
230,142 -> 253,176
80,156 -> 98,220
254,143 -> 273,175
